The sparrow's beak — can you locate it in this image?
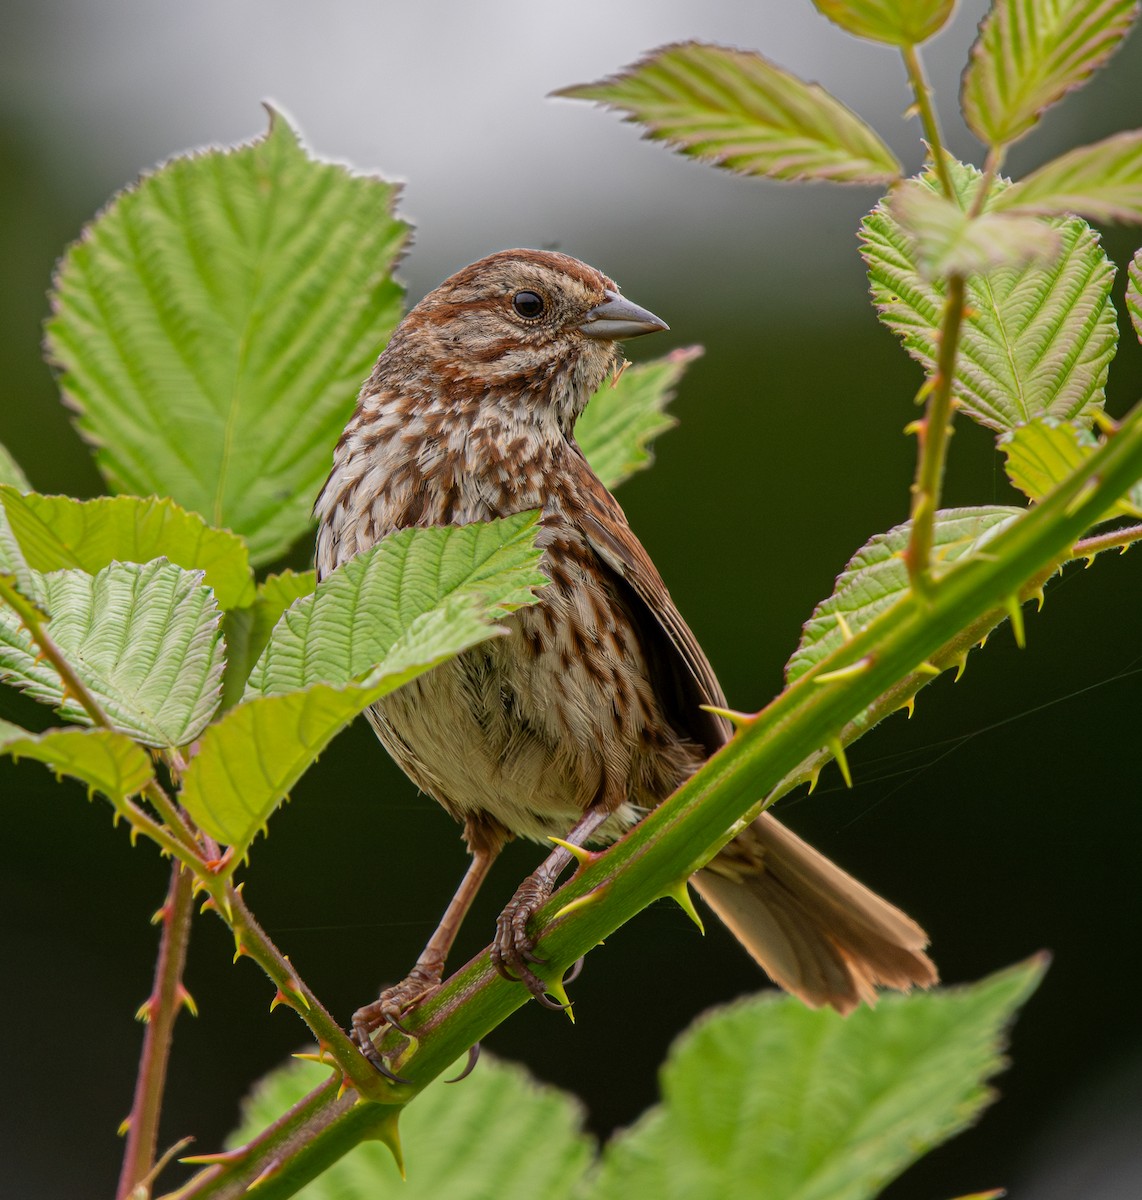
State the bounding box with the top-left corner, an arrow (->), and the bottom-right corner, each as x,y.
579,289 -> 668,340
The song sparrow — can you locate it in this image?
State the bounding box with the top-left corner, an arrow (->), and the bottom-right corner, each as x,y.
315,249 -> 936,1067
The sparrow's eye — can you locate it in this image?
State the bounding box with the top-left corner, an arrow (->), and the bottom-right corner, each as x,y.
512,291 -> 545,319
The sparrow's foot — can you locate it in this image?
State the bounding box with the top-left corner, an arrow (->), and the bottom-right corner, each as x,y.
351,967 -> 441,1080
491,873 -> 568,1010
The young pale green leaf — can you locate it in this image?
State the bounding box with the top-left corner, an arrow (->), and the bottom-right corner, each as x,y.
0,560 -> 224,746
557,42 -> 901,184
0,721 -> 154,803
1126,246 -> 1142,342
1003,418 -> 1142,518
890,178 -> 1062,278
786,506 -> 1025,683
247,513 -> 546,697
0,489 -> 255,609
47,109 -> 409,567
991,129 -> 1142,223
590,959 -> 1046,1200
961,0 -> 1140,148
811,0 -> 954,45
576,347 -> 698,490
228,1054 -> 592,1199
862,161 -> 1117,432
220,569 -> 316,708
0,443 -> 30,491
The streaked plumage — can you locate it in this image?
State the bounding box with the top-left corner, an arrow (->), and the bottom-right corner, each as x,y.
315,249 -> 936,1055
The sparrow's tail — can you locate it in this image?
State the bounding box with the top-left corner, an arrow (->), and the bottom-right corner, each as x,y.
693,812 -> 937,1012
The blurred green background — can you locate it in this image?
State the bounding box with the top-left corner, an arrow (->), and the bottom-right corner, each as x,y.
2,3 -> 1140,1198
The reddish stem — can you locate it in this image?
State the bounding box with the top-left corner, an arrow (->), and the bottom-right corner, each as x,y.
117,863 -> 196,1200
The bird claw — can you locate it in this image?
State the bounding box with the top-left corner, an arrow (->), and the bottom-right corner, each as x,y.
351,970 -> 441,1081
445,1041 -> 482,1083
492,874 -> 574,1009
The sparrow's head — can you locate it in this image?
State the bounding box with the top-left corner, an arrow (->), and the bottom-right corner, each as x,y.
386,249 -> 667,430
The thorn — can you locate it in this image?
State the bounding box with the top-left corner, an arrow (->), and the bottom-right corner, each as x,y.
834,612 -> 854,642
247,1158 -> 284,1189
903,418 -> 925,436
233,940 -> 250,965
828,738 -> 853,789
176,984 -> 198,1017
1031,586 -> 1046,611
1005,594 -> 1026,649
204,847 -> 235,875
664,879 -> 705,935
700,703 -> 756,729
806,764 -> 822,795
292,1048 -> 338,1067
181,1147 -> 247,1167
914,660 -> 942,676
543,975 -> 576,1022
270,972 -> 310,1013
903,101 -> 920,119
900,695 -> 916,719
814,657 -> 872,684
366,1110 -> 405,1179
548,837 -> 594,869
135,997 -> 155,1024
150,903 -> 171,926
952,653 -> 969,682
552,887 -> 607,921
118,1116 -> 131,1137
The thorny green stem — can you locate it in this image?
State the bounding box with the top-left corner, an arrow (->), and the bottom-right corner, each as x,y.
210,883 -> 385,1099
1073,521 -> 1142,559
767,520 -> 1142,804
901,44 -> 953,198
163,401 -> 1142,1200
117,863 -> 196,1200
906,272 -> 966,592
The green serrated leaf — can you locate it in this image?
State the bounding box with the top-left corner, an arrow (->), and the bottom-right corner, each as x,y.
577,348 -> 697,490
962,0 -> 1140,148
0,489 -> 255,609
0,721 -> 154,802
890,178 -> 1062,278
0,560 -> 224,746
557,42 -> 901,184
812,0 -> 954,45
787,506 -> 1026,684
221,569 -> 316,709
992,129 -> 1142,223
0,443 -> 30,491
1003,418 -> 1142,518
229,1054 -> 592,1199
248,513 -> 546,697
590,959 -> 1046,1200
46,108 -> 409,567
1129,247 -> 1142,341
862,160 -> 1117,432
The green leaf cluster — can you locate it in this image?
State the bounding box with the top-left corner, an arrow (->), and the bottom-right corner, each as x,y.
231,959 -> 1043,1200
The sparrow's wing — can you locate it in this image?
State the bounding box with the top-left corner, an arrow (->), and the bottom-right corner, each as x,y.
572,458 -> 732,755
